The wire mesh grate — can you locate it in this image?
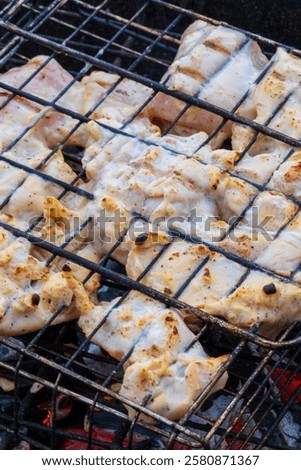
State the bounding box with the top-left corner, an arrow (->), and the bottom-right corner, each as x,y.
0,0 -> 300,450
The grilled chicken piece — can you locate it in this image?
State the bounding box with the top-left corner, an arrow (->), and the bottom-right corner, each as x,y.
0,222 -> 98,336
232,48 -> 301,185
126,238 -> 207,296
269,150 -> 301,199
0,55 -> 88,150
0,151 -> 97,280
124,236 -> 301,337
81,71 -> 152,128
145,20 -> 267,146
83,122 -> 256,263
0,55 -> 151,154
219,190 -> 298,261
120,300 -> 228,422
0,206 -> 100,336
0,57 -> 91,224
0,152 -> 100,336
126,236 -> 246,309
0,152 -> 99,283
1,150 -> 81,226
255,212 -> 301,277
1,55 -> 81,107
0,57 -> 160,273
221,271 -> 301,338
79,290 -> 228,422
85,114 -> 241,169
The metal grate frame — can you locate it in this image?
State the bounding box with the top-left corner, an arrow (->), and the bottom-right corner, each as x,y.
0,0 -> 300,450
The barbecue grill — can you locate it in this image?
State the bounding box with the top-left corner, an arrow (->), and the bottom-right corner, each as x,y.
0,0 -> 301,451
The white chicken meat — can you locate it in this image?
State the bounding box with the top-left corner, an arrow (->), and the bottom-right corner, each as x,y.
79,289 -> 228,422
145,20 -> 268,147
0,220 -> 99,336
82,121 -> 256,263
124,235 -> 301,337
232,48 -> 301,186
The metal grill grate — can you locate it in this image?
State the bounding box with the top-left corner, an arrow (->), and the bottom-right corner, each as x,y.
0,0 -> 301,450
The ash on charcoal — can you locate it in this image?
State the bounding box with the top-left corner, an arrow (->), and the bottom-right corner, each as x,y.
199,395 -> 235,422
84,344 -> 122,378
279,411 -> 301,448
97,259 -> 127,302
257,409 -> 300,450
0,338 -> 24,361
189,395 -> 262,449
76,329 -> 122,380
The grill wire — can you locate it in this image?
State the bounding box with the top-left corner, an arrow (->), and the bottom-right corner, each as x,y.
0,0 -> 300,450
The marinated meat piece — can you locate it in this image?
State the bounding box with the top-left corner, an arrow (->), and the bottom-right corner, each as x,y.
78,291 -> 228,421
219,190 -> 298,260
81,71 -> 152,128
269,151 -> 301,199
0,223 -> 96,336
83,123 -> 255,262
146,20 -> 267,146
124,236 -> 301,336
0,55 -> 87,150
232,48 -> 301,185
